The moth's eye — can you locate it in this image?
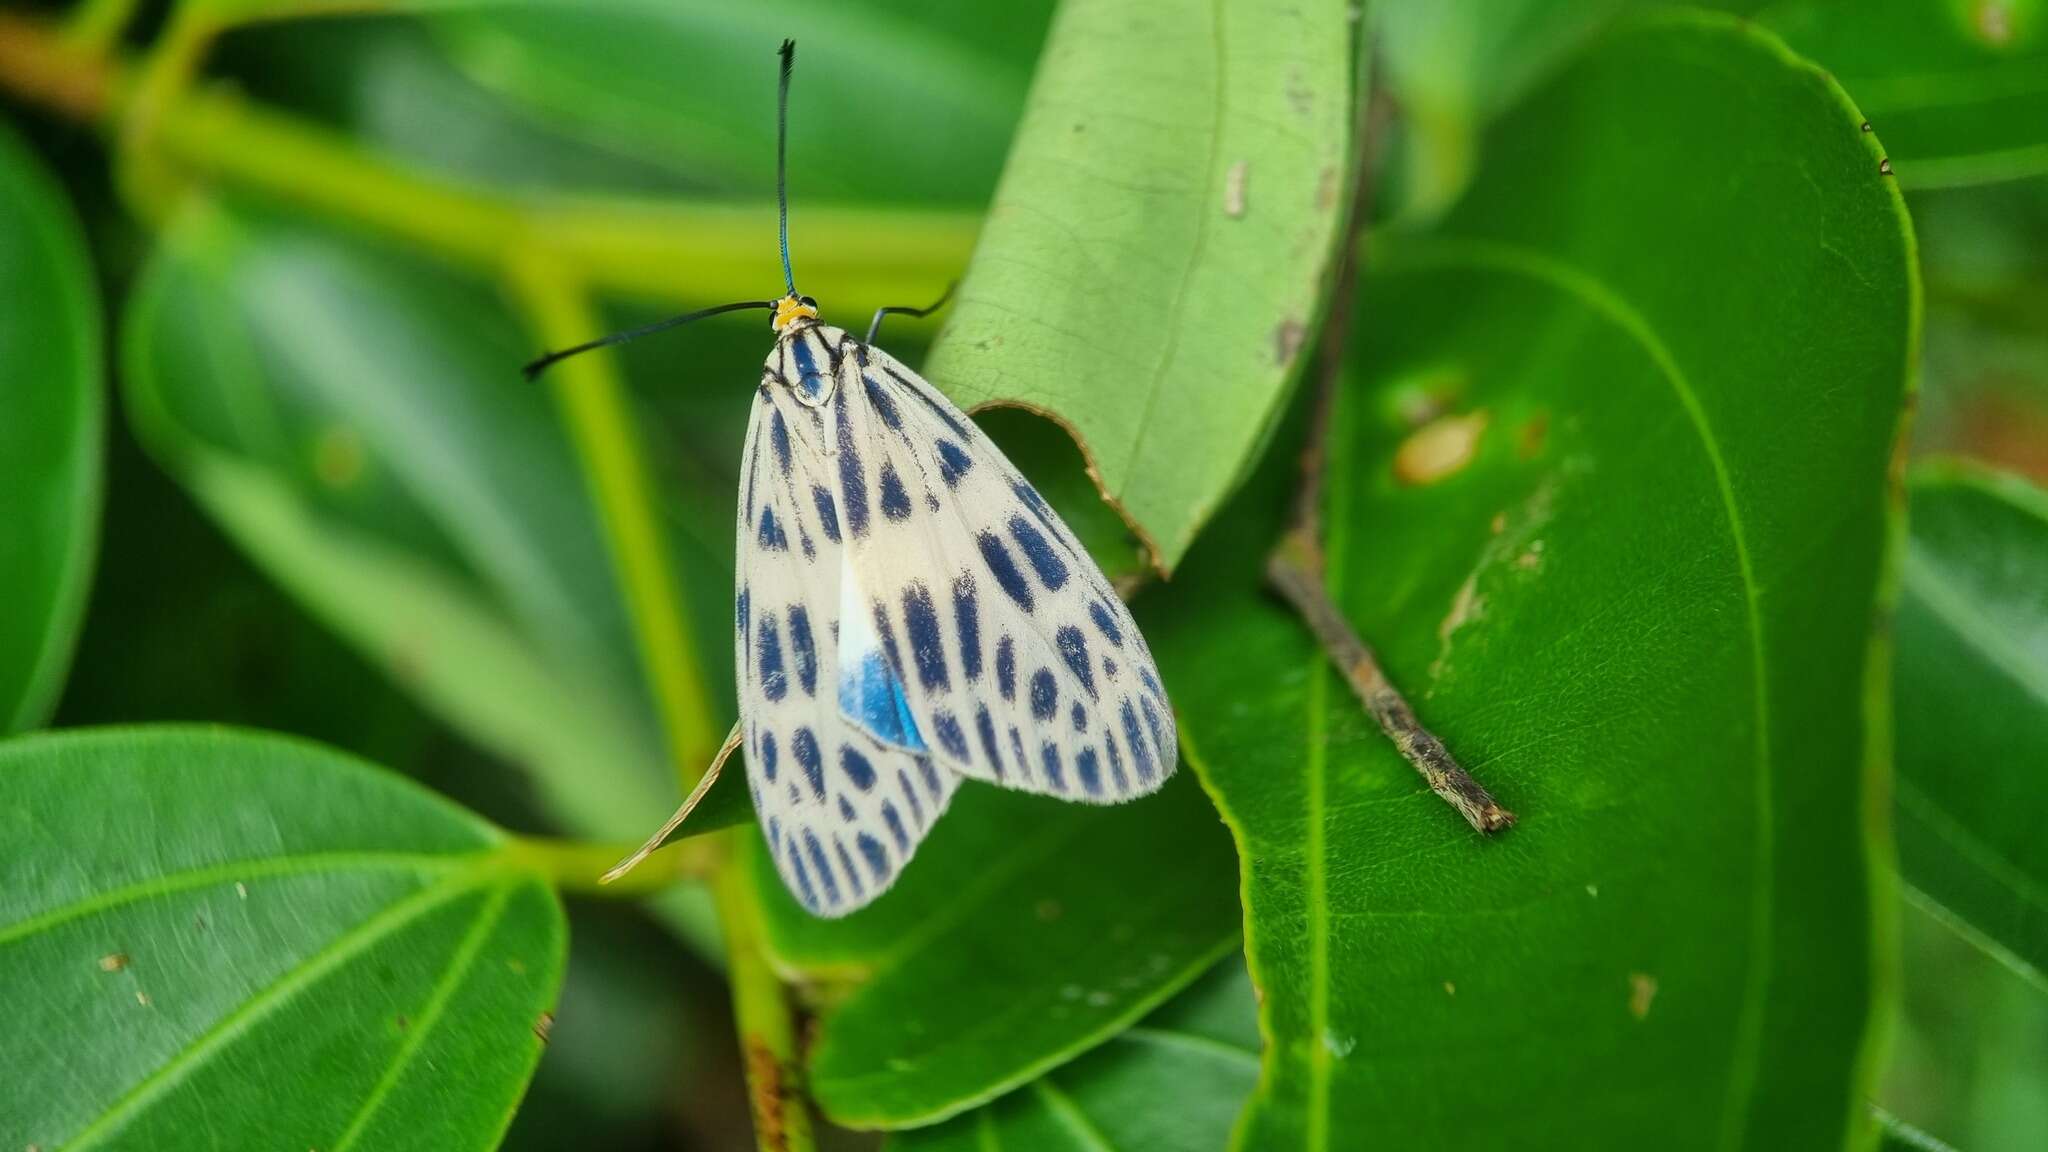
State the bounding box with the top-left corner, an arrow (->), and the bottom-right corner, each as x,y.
799,296 -> 818,309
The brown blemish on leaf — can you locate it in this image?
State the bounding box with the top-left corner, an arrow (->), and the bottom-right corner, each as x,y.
1316,165 -> 1339,211
135,991 -> 152,1008
1443,981 -> 1456,996
1036,899 -> 1064,922
506,957 -> 527,976
746,1038 -> 789,1152
235,882 -> 248,899
1273,318 -> 1308,368
1224,160 -> 1248,218
1975,1 -> 2015,45
396,1014 -> 409,1033
1879,157 -> 1893,176
1517,411 -> 1550,459
1489,512 -> 1507,535
533,1011 -> 555,1045
1515,540 -> 1545,571
1394,411 -> 1489,486
1628,973 -> 1658,1019
1859,120 -> 1872,133
98,952 -> 130,972
1431,571 -> 1485,683
313,425 -> 365,490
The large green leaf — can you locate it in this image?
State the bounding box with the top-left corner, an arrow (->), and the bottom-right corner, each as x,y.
924,0 -> 1353,571
120,199 -> 745,844
1763,0 -> 2048,188
1894,460 -> 2048,985
889,956 -> 1261,1151
0,120 -> 103,733
753,771 -> 1241,1128
0,726 -> 564,1151
1152,11 -> 1914,1148
426,0 -> 1054,204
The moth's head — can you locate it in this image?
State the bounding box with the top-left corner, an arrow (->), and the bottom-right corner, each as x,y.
772,294 -> 820,334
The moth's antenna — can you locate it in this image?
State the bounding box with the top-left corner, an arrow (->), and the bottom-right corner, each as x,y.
777,38 -> 798,297
522,300 -> 774,381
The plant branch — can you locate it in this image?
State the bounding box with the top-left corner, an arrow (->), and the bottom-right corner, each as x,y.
717,858 -> 816,1152
1265,8 -> 1513,836
0,10 -> 975,312
507,835 -> 718,898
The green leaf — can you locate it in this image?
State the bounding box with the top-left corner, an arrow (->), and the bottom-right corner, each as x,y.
119,199 -> 750,842
0,119 -> 103,733
889,957 -> 1261,1151
924,0 -> 1353,571
754,772 -> 1241,1128
426,0 -> 1054,203
0,726 -> 564,1151
1152,11 -> 1914,1148
1761,0 -> 2048,188
1894,460 -> 2048,986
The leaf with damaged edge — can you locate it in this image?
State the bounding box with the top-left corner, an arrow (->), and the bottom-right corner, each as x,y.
1894,460 -> 2048,986
757,772 -> 1241,1128
0,727 -> 564,1151
1150,11 -> 1913,1149
924,0 -> 1352,571
0,121 -> 102,734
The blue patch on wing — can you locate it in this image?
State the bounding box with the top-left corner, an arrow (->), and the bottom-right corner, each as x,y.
839,647 -> 928,752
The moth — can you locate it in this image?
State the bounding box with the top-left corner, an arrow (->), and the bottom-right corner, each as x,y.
527,41 -> 1173,916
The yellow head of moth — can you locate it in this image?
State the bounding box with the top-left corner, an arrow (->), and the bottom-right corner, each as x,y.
772,294 -> 819,332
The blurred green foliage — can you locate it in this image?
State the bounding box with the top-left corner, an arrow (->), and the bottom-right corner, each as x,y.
0,1 -> 2043,1150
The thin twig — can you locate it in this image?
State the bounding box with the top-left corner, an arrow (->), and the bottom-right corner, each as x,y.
1265,24 -> 1513,836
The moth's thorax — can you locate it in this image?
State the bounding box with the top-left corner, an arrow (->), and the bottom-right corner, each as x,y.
767,317 -> 853,408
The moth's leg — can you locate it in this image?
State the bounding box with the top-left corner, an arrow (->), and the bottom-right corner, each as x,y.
864,281 -> 957,345
602,720 -> 746,883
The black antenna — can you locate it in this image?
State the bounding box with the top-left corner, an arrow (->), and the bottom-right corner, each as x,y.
522,300 -> 773,381
777,38 -> 797,297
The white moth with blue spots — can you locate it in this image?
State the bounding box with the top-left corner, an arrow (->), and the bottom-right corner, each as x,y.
539,40 -> 1174,916
731,299 -> 1174,915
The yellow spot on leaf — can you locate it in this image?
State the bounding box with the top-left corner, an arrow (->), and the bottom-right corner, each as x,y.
1395,411 -> 1489,486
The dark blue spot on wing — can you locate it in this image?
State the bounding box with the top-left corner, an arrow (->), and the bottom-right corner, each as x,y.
1071,700 -> 1088,733
771,409 -> 793,477
1103,656 -> 1119,681
757,612 -> 787,702
837,413 -> 869,538
903,583 -> 948,690
1057,626 -> 1096,699
1088,600 -> 1125,647
803,831 -> 839,905
743,454 -> 757,521
863,373 -> 902,430
996,636 -> 1016,701
919,757 -> 944,798
1008,515 -> 1068,590
1122,699 -> 1156,784
767,815 -> 782,852
736,588 -> 750,640
1013,479 -> 1062,540
1141,666 -> 1165,700
758,505 -> 788,552
841,745 -> 877,791
1009,727 -> 1029,782
881,802 -> 909,851
794,727 -> 823,799
1030,669 -> 1058,721
1040,742 -> 1068,792
1104,727 -> 1129,790
953,575 -> 982,682
856,833 -> 891,882
974,705 -> 1006,781
788,606 -> 817,696
937,440 -> 973,488
889,366 -> 976,439
898,769 -> 925,828
758,729 -> 778,782
789,844 -> 818,909
834,838 -> 866,900
813,485 -> 841,543
838,796 -> 857,823
977,532 -> 1034,611
1076,747 -> 1103,795
880,461 -> 912,521
931,709 -> 969,762
792,335 -> 831,404
1140,695 -> 1168,763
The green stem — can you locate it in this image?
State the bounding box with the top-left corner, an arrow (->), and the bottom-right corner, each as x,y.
61,0 -> 143,52
0,11 -> 976,310
718,856 -> 818,1152
506,835 -> 716,899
